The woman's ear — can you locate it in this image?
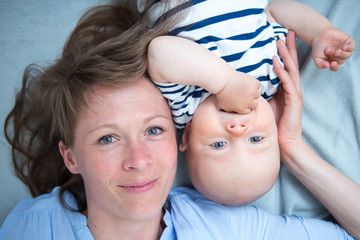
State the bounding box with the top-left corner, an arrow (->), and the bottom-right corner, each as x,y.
59,141 -> 80,174
179,122 -> 191,152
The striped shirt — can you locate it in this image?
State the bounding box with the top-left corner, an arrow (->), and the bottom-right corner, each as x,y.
145,0 -> 288,128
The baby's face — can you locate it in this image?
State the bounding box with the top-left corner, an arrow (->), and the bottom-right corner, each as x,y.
181,95 -> 280,205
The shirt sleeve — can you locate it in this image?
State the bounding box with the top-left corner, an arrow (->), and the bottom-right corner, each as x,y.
0,188 -> 86,240
168,187 -> 356,240
231,205 -> 356,240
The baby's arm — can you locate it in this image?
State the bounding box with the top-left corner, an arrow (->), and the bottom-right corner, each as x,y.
265,0 -> 356,71
148,36 -> 260,114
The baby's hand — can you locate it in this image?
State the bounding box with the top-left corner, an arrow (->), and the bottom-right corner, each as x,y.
312,25 -> 356,71
216,71 -> 261,114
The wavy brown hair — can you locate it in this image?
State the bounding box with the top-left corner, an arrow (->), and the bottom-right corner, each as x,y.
4,1 -> 185,211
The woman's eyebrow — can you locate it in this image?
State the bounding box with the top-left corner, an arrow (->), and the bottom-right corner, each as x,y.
88,115 -> 171,134
143,114 -> 171,123
88,124 -> 118,135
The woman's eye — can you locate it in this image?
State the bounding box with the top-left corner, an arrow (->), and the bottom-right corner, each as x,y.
211,141 -> 227,149
249,136 -> 263,143
147,127 -> 163,136
99,135 -> 116,144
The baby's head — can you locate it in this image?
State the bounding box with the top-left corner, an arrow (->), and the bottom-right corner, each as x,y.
179,95 -> 280,205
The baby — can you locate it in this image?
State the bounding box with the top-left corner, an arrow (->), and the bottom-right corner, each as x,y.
146,0 -> 356,205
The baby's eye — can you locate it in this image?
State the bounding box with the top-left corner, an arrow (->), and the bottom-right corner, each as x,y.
249,136 -> 264,143
211,141 -> 227,149
99,135 -> 116,144
146,127 -> 163,136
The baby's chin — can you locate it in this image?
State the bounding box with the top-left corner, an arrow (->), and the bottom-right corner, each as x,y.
191,169 -> 279,206
199,187 -> 270,206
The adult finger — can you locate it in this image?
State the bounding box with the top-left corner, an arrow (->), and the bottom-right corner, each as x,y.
276,39 -> 301,93
285,30 -> 299,68
273,56 -> 296,96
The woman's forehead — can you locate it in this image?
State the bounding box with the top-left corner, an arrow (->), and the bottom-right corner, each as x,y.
81,78 -> 170,116
85,78 -> 160,100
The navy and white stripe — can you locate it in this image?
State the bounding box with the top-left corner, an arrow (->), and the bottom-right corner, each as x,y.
154,81 -> 211,128
146,0 -> 288,128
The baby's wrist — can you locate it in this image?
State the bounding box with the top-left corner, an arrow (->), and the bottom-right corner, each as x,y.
311,23 -> 334,47
214,71 -> 237,98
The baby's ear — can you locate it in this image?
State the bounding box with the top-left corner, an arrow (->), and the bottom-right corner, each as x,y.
59,141 -> 80,174
179,122 -> 191,152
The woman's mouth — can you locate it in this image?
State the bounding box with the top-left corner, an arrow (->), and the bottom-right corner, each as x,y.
120,179 -> 158,193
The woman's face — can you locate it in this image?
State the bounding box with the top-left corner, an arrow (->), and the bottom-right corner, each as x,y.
60,77 -> 177,223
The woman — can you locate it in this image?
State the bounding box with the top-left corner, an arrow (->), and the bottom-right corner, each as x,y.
0,3 -> 358,240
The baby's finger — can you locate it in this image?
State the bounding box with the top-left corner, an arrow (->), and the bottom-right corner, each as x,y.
314,58 -> 330,69
334,49 -> 353,61
329,61 -> 340,72
342,38 -> 356,52
325,46 -> 334,56
240,108 -> 252,115
250,98 -> 259,111
255,88 -> 261,99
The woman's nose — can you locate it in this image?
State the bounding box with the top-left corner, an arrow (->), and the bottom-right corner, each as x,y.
226,122 -> 248,136
122,142 -> 152,171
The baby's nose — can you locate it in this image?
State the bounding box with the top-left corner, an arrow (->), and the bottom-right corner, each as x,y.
225,122 -> 248,136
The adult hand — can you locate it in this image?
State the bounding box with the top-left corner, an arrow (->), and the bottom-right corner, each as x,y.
270,32 -> 360,239
269,30 -> 303,153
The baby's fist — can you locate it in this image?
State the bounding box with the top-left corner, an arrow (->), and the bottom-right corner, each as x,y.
312,25 -> 356,71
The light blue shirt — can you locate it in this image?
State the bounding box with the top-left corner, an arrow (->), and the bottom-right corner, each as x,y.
0,186 -> 355,239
